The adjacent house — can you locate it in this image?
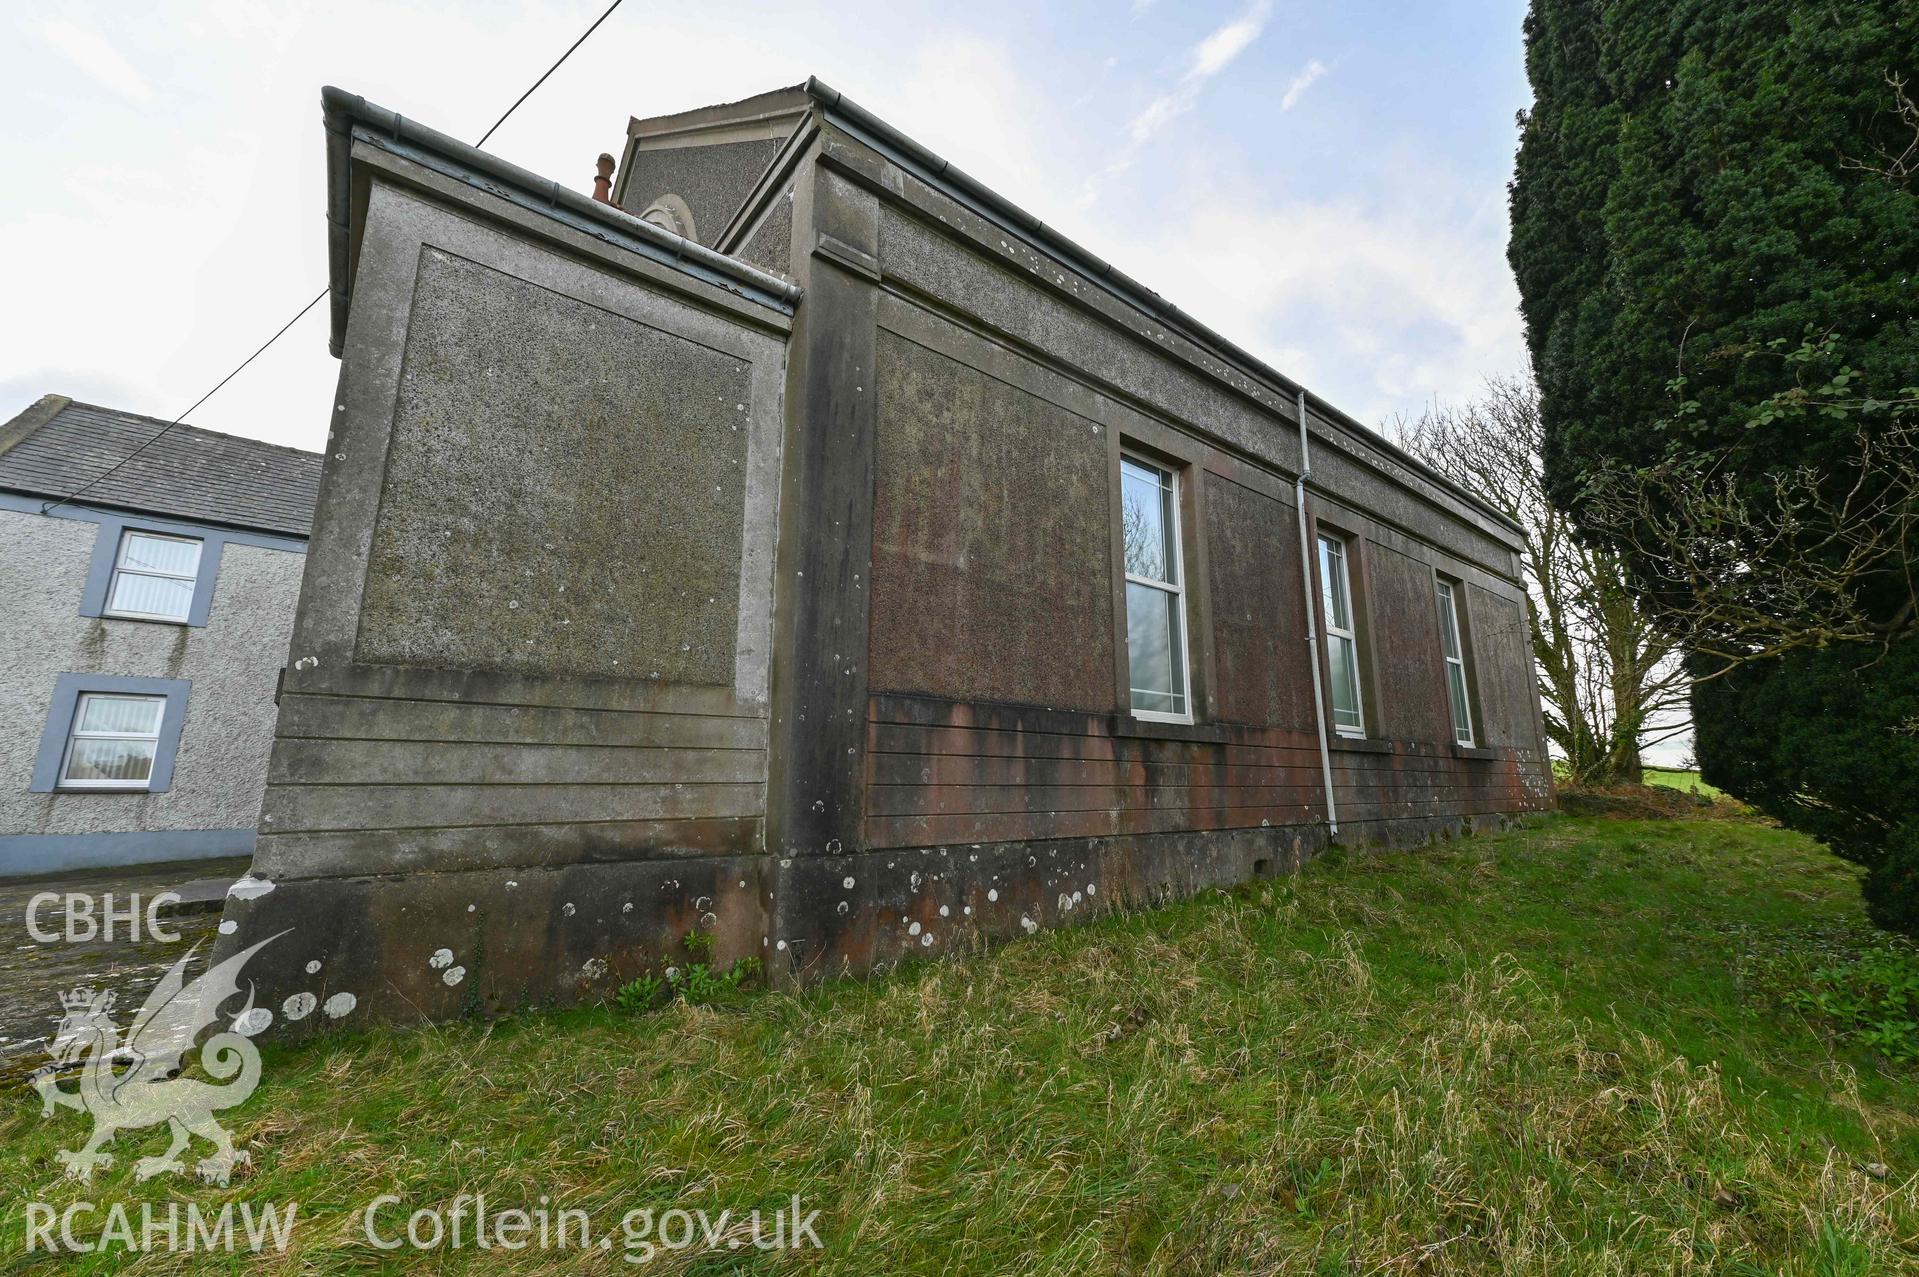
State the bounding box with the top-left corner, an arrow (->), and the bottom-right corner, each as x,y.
0,396 -> 319,876
213,82 -> 1552,1028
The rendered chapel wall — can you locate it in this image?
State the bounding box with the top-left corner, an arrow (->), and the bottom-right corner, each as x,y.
858,174 -> 1550,852
1203,477 -> 1315,731
354,248 -> 752,685
1464,587 -> 1540,754
875,203 -> 1522,577
618,138 -> 787,247
737,187 -> 796,278
867,330 -> 1115,713
1364,541 -> 1455,745
214,90 -> 1548,1028
214,161 -> 792,1025
253,181 -> 783,881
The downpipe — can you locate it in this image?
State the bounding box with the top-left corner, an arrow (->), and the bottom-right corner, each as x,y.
1294,388 -> 1340,839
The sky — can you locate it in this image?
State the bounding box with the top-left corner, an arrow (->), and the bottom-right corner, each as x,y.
8,3 -> 1689,761
0,0 -> 1534,448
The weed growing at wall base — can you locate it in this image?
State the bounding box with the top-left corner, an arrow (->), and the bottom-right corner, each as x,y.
613,929 -> 761,1012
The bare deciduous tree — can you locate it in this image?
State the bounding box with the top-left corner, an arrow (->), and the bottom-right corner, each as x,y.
1575,329 -> 1919,683
1396,374 -> 1689,784
1841,69 -> 1919,186
1580,419 -> 1918,681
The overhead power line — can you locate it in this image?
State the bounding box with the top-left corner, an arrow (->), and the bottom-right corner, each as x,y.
478,0 -> 625,148
38,289 -> 330,516
41,0 -> 628,517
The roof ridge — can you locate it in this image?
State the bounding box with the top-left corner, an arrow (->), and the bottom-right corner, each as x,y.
59,399 -> 322,458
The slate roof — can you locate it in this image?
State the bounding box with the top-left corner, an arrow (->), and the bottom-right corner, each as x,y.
0,396 -> 322,538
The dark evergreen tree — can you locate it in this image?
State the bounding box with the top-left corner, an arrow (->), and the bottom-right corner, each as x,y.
1510,0 -> 1919,933
1693,642 -> 1919,936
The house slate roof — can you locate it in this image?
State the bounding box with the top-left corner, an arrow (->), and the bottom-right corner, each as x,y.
0,395 -> 322,539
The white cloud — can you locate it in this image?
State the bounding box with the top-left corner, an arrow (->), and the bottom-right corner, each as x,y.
1189,3 -> 1270,78
39,20 -> 153,105
0,0 -> 1526,457
865,35 -> 1071,227
0,0 -> 811,448
1124,0 -> 1272,147
1279,58 -> 1326,110
1077,150 -> 1527,429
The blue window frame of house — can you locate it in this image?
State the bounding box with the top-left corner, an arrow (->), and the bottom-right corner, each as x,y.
102,529 -> 205,622
79,516 -> 224,627
30,674 -> 192,794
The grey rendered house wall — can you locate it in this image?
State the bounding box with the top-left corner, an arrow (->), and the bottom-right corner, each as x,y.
0,506 -> 303,874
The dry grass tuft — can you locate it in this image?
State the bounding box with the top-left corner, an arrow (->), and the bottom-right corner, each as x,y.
2,814 -> 1915,1273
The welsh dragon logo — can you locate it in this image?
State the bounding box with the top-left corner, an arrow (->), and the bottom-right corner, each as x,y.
31,933 -> 283,1187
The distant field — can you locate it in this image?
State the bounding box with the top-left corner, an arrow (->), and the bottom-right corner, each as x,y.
1644,767 -> 1727,799
1547,763 -> 1729,801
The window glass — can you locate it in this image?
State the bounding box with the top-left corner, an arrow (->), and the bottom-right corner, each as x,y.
1121,457 -> 1176,584
1437,580 -> 1475,746
76,695 -> 163,735
1436,582 -> 1461,657
1126,581 -> 1186,715
106,532 -> 201,622
1317,533 -> 1364,734
1122,454 -> 1189,720
61,693 -> 164,787
64,739 -> 158,784
1328,635 -> 1363,732
106,573 -> 195,620
1447,665 -> 1473,743
123,534 -> 200,576
1318,535 -> 1349,629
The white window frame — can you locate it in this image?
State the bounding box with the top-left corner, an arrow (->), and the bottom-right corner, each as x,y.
103,530 -> 203,623
1121,451 -> 1194,725
1317,532 -> 1366,738
1436,578 -> 1475,747
58,692 -> 166,790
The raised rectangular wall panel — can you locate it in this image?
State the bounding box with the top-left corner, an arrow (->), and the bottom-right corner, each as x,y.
1203,476 -> 1314,730
247,173 -> 787,887
868,329 -> 1116,713
355,249 -> 751,686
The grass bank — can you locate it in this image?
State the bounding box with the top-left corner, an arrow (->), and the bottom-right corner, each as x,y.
4,814 -> 1915,1274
